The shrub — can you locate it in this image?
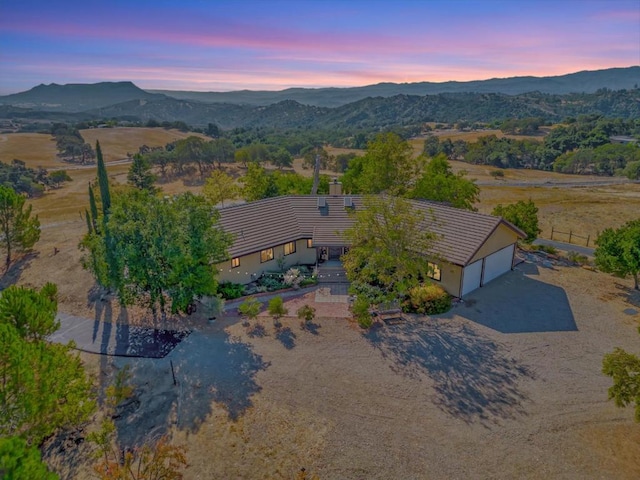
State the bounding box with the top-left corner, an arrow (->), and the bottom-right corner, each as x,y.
259,277 -> 285,292
268,296 -> 288,324
535,244 -> 557,255
284,267 -> 303,289
297,304 -> 316,323
217,281 -> 245,300
352,296 -> 372,329
300,277 -> 318,287
238,297 -> 261,322
490,169 -> 505,179
567,250 -> 589,265
405,284 -> 451,315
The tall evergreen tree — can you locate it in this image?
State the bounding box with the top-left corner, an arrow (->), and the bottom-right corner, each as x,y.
95,141 -> 111,216
88,184 -> 98,233
127,154 -> 157,192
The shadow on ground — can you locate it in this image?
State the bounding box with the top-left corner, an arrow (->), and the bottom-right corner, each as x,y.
455,269 -> 577,334
114,329 -> 269,448
365,319 -> 533,425
275,326 -> 296,349
0,252 -> 37,289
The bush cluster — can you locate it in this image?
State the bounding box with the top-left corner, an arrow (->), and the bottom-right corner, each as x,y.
403,284 -> 451,315
217,281 -> 245,300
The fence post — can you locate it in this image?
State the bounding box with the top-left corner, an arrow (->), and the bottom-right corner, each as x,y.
551,226 -> 554,240
569,231 -> 572,244
586,235 -> 590,247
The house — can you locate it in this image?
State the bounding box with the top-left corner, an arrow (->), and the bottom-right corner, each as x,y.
215,184 -> 525,298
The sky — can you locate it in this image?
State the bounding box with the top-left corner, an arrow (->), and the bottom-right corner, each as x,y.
0,0 -> 639,95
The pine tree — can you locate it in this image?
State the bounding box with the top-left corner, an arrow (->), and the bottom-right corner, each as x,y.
127,154 -> 157,192
0,186 -> 40,269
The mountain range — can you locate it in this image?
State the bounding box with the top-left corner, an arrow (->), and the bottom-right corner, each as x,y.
0,67 -> 638,129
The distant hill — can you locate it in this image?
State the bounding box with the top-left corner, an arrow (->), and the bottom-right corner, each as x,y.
0,81 -> 163,111
0,69 -> 638,131
85,88 -> 640,129
149,67 -> 640,107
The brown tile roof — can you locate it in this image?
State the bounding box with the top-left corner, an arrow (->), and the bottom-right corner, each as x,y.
217,195 -> 524,266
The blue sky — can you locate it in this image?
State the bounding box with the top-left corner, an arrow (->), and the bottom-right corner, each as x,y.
0,0 -> 638,94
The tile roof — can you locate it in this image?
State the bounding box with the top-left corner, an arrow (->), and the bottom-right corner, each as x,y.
217,195 -> 524,266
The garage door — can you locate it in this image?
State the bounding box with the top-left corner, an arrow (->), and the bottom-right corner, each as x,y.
482,244 -> 515,285
461,259 -> 483,296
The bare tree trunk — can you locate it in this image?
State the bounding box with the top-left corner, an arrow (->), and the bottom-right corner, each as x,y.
310,154 -> 321,195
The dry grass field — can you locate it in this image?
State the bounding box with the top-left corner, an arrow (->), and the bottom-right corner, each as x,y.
80,127 -> 208,161
0,132 -> 61,168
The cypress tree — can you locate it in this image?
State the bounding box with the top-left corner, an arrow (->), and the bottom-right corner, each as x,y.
94,141 -> 117,290
95,141 -> 111,216
88,184 -> 98,233
84,208 -> 93,235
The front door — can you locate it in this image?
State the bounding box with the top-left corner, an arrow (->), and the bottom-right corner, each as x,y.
329,247 -> 342,260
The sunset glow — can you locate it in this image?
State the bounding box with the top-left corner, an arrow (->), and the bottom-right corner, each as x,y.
0,0 -> 638,95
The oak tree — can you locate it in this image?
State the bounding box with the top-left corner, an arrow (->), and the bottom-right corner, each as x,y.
595,220 -> 640,290
492,199 -> 540,243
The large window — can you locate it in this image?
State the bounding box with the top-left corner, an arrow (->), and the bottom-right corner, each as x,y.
260,248 -> 274,263
427,262 -> 441,281
231,257 -> 240,268
284,241 -> 296,256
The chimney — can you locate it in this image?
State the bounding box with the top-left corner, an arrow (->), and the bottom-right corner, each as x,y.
329,178 -> 342,196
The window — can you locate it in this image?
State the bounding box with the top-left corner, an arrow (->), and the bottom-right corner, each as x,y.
427,262 -> 441,281
284,241 -> 296,256
307,239 -> 313,248
260,248 -> 274,263
231,257 -> 240,268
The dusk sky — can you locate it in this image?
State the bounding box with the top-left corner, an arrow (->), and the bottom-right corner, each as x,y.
1,0 -> 638,95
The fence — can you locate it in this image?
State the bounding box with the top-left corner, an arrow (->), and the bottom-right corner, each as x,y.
549,226 -> 594,247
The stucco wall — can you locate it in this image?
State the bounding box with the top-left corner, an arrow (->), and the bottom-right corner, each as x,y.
216,238 -> 316,284
438,262 -> 463,298
469,223 -> 519,264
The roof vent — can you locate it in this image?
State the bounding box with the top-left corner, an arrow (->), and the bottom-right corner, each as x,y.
317,197 -> 326,208
344,197 -> 353,208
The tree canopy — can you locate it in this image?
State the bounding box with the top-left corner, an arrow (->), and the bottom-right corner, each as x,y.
353,132 -> 417,195
82,190 -> 232,317
602,343 -> 640,422
0,185 -> 40,268
595,219 -> 640,290
127,153 -> 157,192
342,196 -> 438,303
410,154 -> 479,210
203,169 -> 240,207
491,200 -> 540,243
0,283 -> 95,466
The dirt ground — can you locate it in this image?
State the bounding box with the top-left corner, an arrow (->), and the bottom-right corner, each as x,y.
47,262 -> 640,479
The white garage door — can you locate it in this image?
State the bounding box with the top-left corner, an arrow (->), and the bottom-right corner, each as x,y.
482,244 -> 515,285
461,259 -> 483,296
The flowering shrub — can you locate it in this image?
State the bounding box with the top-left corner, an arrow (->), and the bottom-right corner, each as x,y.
283,268 -> 303,289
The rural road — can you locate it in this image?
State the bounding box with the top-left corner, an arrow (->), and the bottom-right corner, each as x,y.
475,178 -> 638,188
533,238 -> 595,256
48,158 -> 132,171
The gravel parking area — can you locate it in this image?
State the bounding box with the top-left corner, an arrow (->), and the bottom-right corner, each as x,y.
55,261 -> 640,479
